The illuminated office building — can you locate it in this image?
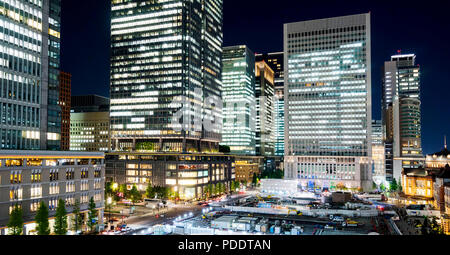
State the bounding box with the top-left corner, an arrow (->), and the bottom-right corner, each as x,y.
110,0 -> 223,153
70,95 -> 110,152
255,61 -> 275,156
105,152 -> 235,199
256,52 -> 284,157
221,45 -> 256,155
284,13 -> 372,191
0,0 -> 62,150
372,120 -> 386,186
382,54 -> 423,182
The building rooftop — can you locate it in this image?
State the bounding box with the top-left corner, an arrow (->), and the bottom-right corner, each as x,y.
0,150 -> 104,159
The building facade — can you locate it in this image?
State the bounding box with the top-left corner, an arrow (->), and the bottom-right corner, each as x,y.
221,45 -> 256,155
283,13 -> 372,191
372,120 -> 386,186
59,71 -> 71,151
105,152 -> 235,200
70,95 -> 110,152
70,111 -> 110,152
110,0 -> 223,153
0,0 -> 62,150
0,150 -> 105,235
234,155 -> 263,183
255,61 -> 275,156
256,52 -> 284,157
382,54 -> 423,182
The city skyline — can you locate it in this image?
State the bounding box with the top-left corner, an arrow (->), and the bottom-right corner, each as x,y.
60,0 -> 450,155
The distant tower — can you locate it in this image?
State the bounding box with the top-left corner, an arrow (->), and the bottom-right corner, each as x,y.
382,53 -> 423,182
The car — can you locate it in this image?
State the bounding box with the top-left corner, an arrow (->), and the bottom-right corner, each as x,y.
114,230 -> 122,235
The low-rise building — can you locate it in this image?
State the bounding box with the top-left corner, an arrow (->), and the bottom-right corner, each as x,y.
426,144 -> 450,169
0,150 -> 105,235
402,168 -> 434,201
234,156 -> 263,183
105,152 -> 235,200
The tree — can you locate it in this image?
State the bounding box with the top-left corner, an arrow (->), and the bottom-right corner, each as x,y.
390,179 -> 398,192
119,184 -> 129,199
219,145 -> 230,153
372,182 -> 377,190
146,185 -> 155,199
35,201 -> 50,235
421,216 -> 429,235
252,173 -> 258,187
130,184 -> 142,204
230,181 -> 237,193
72,199 -> 83,234
54,199 -> 68,235
380,183 -> 386,192
7,205 -> 23,235
87,197 -> 98,232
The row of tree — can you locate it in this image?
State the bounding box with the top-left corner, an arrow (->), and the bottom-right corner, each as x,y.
373,178 -> 402,192
8,197 -> 98,235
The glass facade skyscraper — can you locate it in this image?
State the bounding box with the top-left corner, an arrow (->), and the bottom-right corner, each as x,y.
255,61 -> 275,156
0,0 -> 61,150
110,0 -> 223,153
284,13 -> 372,191
221,45 -> 255,155
256,52 -> 284,157
382,54 -> 423,182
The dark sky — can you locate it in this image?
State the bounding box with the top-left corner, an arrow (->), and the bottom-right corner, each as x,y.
60,0 -> 450,155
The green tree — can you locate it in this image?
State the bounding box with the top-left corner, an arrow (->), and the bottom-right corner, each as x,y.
87,197 -> 98,232
130,184 -> 142,204
252,173 -> 258,187
54,199 -> 68,235
72,199 -> 83,234
146,185 -> 155,199
380,183 -> 386,192
119,184 -> 129,199
7,205 -> 23,235
35,201 -> 50,235
390,179 -> 398,192
372,182 -> 377,190
230,181 -> 236,193
421,217 -> 429,235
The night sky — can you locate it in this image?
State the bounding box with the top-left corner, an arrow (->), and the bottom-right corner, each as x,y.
60,0 -> 450,155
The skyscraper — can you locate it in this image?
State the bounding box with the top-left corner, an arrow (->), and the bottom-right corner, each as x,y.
255,61 -> 275,156
371,120 -> 386,185
256,52 -> 285,157
110,0 -> 223,153
382,54 -> 423,182
59,71 -> 71,151
284,13 -> 372,191
0,0 -> 62,150
221,45 -> 256,155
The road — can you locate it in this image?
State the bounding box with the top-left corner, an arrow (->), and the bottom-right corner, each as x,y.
121,191 -> 257,235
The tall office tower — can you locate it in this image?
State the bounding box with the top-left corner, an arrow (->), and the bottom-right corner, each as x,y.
255,61 -> 275,156
284,13 -> 372,191
256,52 -> 285,156
59,71 -> 71,150
110,0 -> 223,153
371,120 -> 386,185
221,45 -> 256,155
0,0 -> 62,150
382,54 -> 423,182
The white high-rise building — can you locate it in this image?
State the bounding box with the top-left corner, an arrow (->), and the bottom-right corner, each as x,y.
283,13 -> 372,191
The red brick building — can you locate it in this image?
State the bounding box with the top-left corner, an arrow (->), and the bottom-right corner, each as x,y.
59,71 -> 72,150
